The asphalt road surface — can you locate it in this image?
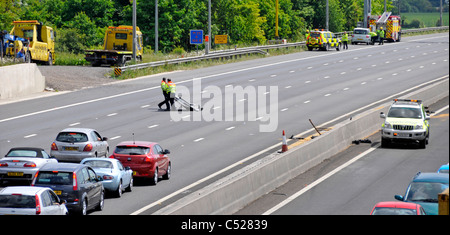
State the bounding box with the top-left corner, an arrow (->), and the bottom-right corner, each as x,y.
0,33 -> 448,215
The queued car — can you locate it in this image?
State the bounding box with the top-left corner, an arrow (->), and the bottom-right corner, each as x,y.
0,186 -> 68,215
438,163 -> 449,174
380,99 -> 430,148
50,128 -> 109,162
370,201 -> 426,215
395,172 -> 449,215
0,147 -> 57,185
110,141 -> 171,185
81,158 -> 133,197
31,163 -> 104,215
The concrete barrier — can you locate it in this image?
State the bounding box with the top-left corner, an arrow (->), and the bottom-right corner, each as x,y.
0,63 -> 45,100
154,77 -> 449,215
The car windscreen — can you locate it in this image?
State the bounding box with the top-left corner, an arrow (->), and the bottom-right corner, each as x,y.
354,29 -> 368,35
406,182 -> 449,202
56,132 -> 88,143
114,146 -> 150,155
0,195 -> 35,208
83,160 -> 113,169
6,150 -> 38,157
35,171 -> 73,185
387,107 -> 423,119
310,32 -> 321,38
371,207 -> 417,215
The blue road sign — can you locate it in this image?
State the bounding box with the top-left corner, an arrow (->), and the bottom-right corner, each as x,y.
190,30 -> 203,45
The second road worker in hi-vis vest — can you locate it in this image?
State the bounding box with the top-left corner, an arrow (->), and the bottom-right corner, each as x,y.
167,79 -> 176,109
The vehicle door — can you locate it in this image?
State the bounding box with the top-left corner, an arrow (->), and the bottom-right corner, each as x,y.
41,150 -> 57,164
78,168 -> 92,204
154,145 -> 168,175
86,167 -> 102,207
40,190 -> 60,215
117,161 -> 131,187
91,131 -> 107,157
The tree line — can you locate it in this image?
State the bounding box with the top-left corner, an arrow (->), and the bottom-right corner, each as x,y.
0,0 -> 444,54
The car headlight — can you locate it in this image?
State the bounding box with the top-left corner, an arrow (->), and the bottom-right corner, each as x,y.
384,122 -> 392,129
415,124 -> 423,130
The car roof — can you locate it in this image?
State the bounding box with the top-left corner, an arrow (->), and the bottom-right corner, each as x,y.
5,147 -> 46,157
59,128 -> 96,133
374,201 -> 420,210
81,158 -> 119,164
116,141 -> 158,147
0,186 -> 48,195
39,163 -> 85,172
413,172 -> 449,184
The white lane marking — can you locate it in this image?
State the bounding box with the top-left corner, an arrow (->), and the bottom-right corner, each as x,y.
194,138 -> 204,142
148,125 -> 159,129
107,113 -> 118,117
141,105 -> 150,108
343,88 -> 350,91
263,146 -> 379,215
69,122 -> 80,127
226,126 -> 235,131
304,100 -> 311,104
281,108 -> 289,112
110,136 -> 121,140
3,35 -> 447,124
24,134 -> 37,138
285,86 -> 292,89
324,94 -> 331,97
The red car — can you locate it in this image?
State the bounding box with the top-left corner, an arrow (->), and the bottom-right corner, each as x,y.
110,141 -> 171,185
370,201 -> 426,215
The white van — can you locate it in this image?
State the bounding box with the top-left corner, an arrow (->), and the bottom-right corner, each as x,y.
351,28 -> 371,45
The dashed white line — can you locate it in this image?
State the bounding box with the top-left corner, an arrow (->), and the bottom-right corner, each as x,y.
24,134 -> 37,139
107,113 -> 118,117
141,105 -> 150,108
285,86 -> 292,89
304,100 -> 311,104
194,138 -> 204,142
69,122 -> 80,127
226,127 -> 235,131
281,108 -> 289,112
110,136 -> 121,140
148,125 -> 159,129
324,94 -> 331,97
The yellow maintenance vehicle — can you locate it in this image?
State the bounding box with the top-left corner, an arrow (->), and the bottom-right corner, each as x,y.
5,20 -> 55,65
85,25 -> 143,67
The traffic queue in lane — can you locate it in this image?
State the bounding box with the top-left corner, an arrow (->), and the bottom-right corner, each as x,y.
0,128 -> 171,215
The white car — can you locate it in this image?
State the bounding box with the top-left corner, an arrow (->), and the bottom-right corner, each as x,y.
0,147 -> 58,185
0,186 -> 68,215
351,28 -> 371,45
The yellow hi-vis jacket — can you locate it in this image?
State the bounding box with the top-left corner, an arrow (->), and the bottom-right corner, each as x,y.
167,81 -> 176,93
161,80 -> 169,93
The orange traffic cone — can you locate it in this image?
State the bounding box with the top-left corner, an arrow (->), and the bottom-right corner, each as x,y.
281,130 -> 288,153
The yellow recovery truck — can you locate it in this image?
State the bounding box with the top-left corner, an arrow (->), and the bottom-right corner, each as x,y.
85,25 -> 143,67
5,20 -> 55,65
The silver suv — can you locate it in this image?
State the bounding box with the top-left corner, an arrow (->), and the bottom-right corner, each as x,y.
380,99 -> 430,148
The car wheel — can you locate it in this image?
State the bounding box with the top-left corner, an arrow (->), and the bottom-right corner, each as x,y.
150,168 -> 158,185
96,190 -> 104,211
163,163 -> 171,180
79,197 -> 88,215
125,178 -> 133,192
115,180 -> 123,198
381,138 -> 390,148
418,139 -> 426,149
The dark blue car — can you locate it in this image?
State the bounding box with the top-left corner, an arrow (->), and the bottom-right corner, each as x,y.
395,172 -> 449,215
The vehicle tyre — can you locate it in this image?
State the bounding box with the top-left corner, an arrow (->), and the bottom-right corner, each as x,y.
79,197 -> 88,215
163,163 -> 171,180
150,168 -> 158,185
125,178 -> 133,192
307,46 -> 313,51
47,52 -> 53,66
381,138 -> 390,148
115,180 -> 123,197
419,139 -> 426,149
96,190 -> 104,211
